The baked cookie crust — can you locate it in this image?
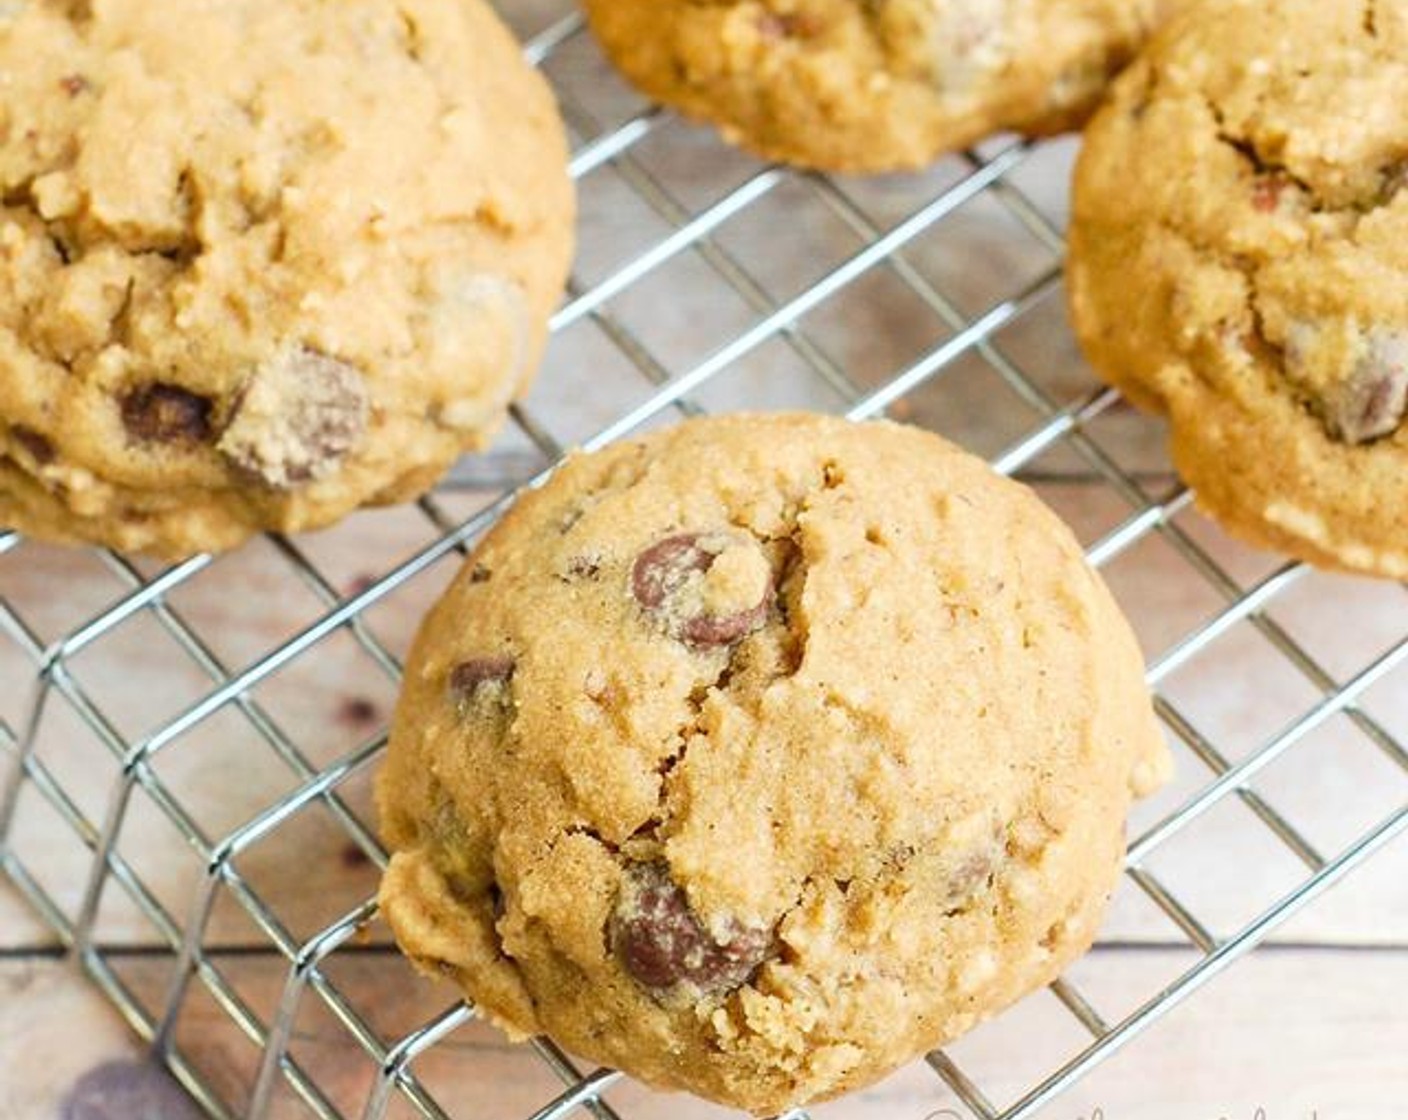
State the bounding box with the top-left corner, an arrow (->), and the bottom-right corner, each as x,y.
582,0 -> 1175,172
0,0 -> 574,557
377,412 -> 1169,1114
1069,0 -> 1408,578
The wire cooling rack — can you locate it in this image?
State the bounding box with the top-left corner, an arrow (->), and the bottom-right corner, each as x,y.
3,5 -> 1407,1119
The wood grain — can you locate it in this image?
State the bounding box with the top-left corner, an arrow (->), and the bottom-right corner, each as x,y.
2,946 -> 1403,1120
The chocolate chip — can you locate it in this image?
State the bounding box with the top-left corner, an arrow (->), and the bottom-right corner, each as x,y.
611,863 -> 770,996
121,383 -> 214,444
631,535 -> 711,609
630,533 -> 771,649
218,347 -> 368,489
11,425 -> 54,465
59,73 -> 90,97
449,656 -> 515,704
679,608 -> 767,648
1316,329 -> 1408,444
469,564 -> 493,584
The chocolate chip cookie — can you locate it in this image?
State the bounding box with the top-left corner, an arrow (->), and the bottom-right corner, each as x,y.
1068,0 -> 1408,579
377,412 -> 1169,1113
581,0 -> 1177,173
0,0 -> 573,557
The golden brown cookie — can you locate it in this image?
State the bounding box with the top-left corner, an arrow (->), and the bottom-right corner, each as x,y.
1068,0 -> 1408,579
581,0 -> 1176,173
0,0 -> 573,558
376,412 -> 1169,1114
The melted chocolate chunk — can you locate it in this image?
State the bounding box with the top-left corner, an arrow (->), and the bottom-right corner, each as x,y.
1325,330 -> 1408,444
218,347 -> 368,488
611,863 -> 770,996
448,656 -> 516,704
1285,323 -> 1408,444
121,383 -> 214,444
631,534 -> 712,609
630,533 -> 771,650
679,605 -> 768,648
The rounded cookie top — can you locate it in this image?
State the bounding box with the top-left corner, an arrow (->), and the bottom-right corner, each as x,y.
0,0 -> 573,557
376,412 -> 1168,1114
582,0 -> 1172,172
1068,0 -> 1408,579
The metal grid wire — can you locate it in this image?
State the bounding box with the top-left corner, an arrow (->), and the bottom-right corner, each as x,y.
2,6 -> 1407,1120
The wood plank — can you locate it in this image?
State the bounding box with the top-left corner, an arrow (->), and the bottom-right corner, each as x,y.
1,948 -> 1402,1119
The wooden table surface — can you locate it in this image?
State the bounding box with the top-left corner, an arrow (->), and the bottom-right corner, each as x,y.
2,3 -> 1407,1118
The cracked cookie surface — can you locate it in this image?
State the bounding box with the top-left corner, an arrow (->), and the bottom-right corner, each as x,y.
376,412 -> 1169,1114
1068,0 -> 1408,578
581,0 -> 1180,172
0,0 -> 573,557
